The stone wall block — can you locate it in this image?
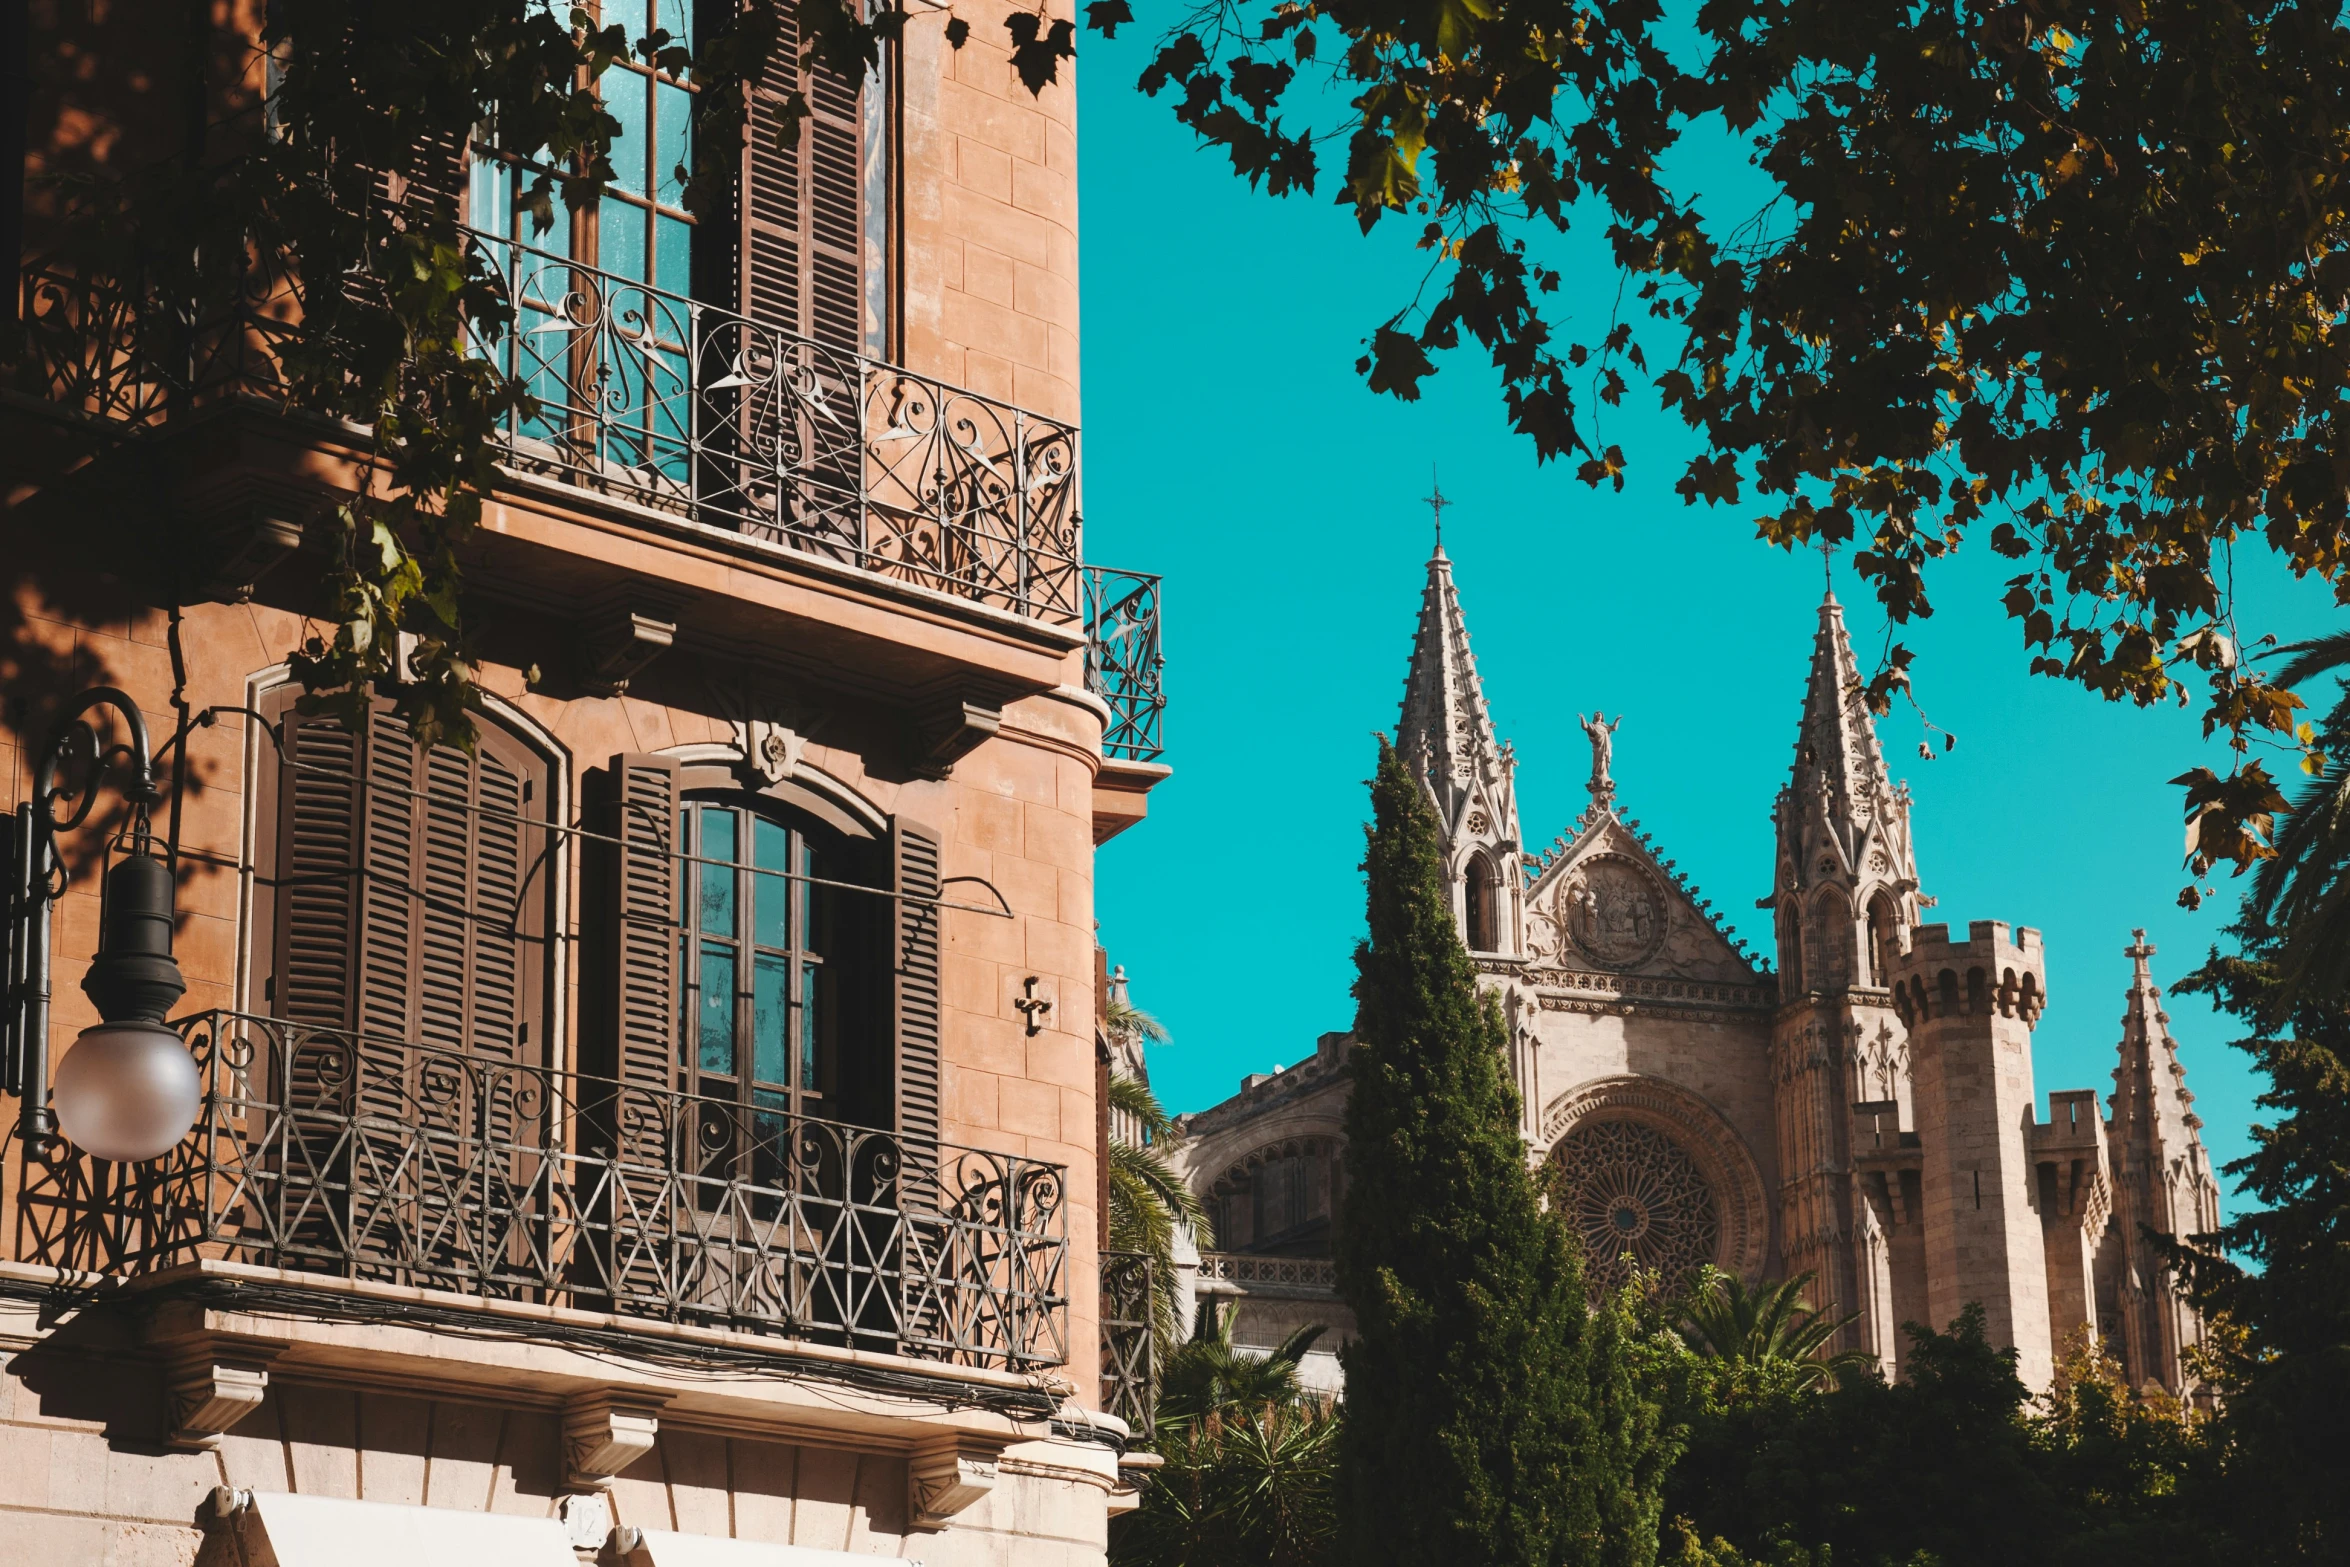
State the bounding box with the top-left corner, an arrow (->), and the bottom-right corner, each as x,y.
423,1400 -> 506,1511
726,1438 -> 795,1543
662,1429 -> 732,1536
356,1392 -> 431,1507
278,1385 -> 359,1500
792,1446 -> 859,1549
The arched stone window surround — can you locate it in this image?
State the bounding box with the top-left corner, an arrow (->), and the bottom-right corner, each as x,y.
1463,851 -> 1500,953
1537,1076 -> 1770,1282
1864,890 -> 1900,987
1208,1134 -> 1345,1253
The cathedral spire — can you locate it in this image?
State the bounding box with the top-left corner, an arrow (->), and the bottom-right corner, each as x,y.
1793,585 -> 1894,832
1769,584 -> 1922,996
2105,930 -> 2221,1392
2109,931 -> 2213,1183
1397,542 -> 1508,824
1396,537 -> 1522,956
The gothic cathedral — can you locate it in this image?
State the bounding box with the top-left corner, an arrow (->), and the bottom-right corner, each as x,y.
1170,541 -> 2221,1395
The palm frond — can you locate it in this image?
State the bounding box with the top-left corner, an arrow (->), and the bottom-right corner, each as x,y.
2247,633 -> 2350,1014
1104,992 -> 1170,1047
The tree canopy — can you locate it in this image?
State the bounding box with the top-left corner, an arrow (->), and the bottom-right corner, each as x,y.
1098,0 -> 2350,886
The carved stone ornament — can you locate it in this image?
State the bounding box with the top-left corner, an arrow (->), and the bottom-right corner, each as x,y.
1467,810 -> 1492,835
909,1434 -> 1001,1529
711,673 -> 820,786
166,1355 -> 275,1451
1560,855 -> 1666,969
563,1391 -> 669,1490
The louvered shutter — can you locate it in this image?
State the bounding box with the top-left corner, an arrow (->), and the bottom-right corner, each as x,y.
892,819 -> 944,1197
582,753 -> 682,1303
742,4 -> 865,352
266,695 -> 549,1279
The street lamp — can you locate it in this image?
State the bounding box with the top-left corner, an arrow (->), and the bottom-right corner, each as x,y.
2,688 -> 197,1161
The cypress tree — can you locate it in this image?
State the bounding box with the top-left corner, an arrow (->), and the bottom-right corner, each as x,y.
1336,738 -> 1663,1567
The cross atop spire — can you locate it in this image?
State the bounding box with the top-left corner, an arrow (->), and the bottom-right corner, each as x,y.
1424,467 -> 1453,555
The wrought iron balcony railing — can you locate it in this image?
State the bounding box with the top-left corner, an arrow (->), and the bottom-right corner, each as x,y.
1082,566 -> 1165,763
1099,1247 -> 1156,1431
11,1012 -> 1069,1372
17,231 -> 1081,625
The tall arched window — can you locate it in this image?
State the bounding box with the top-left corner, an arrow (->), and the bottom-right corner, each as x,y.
1464,853 -> 1499,953
676,793 -> 889,1130
1780,909 -> 1805,1001
1866,893 -> 1900,987
1809,888 -> 1851,990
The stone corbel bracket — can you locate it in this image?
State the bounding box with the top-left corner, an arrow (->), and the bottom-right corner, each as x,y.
908,1433 -> 1002,1530
167,1350 -> 281,1452
580,603 -> 681,698
193,508 -> 306,605
912,697 -> 1003,780
564,1390 -> 673,1490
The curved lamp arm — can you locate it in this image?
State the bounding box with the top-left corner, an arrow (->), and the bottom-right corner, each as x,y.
8,687 -> 166,1139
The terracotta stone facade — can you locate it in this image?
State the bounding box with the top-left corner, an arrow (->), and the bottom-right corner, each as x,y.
3,1 -> 1157,1561
1172,546 -> 2218,1398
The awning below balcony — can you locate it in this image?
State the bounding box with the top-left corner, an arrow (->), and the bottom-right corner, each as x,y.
609,1529 -> 876,1567
197,1489 -> 578,1567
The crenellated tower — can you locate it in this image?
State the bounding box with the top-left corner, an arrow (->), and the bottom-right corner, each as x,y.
2102,932 -> 2221,1394
1397,541 -> 1523,958
1765,586 -> 1925,1355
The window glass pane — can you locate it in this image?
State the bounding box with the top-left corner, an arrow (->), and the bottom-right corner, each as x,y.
655,81 -> 693,208
801,960 -> 822,1092
797,837 -> 816,957
606,67 -> 648,195
654,212 -> 692,296
698,808 -> 736,937
469,155 -> 511,238
697,943 -> 736,1076
753,953 -> 789,1086
753,818 -> 791,950
599,196 -> 646,287
655,0 -> 688,46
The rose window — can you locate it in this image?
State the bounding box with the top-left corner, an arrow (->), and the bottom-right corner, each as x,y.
1550,1119 -> 1719,1294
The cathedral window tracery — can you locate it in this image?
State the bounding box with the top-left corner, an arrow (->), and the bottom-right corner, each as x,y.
1548,1119 -> 1721,1295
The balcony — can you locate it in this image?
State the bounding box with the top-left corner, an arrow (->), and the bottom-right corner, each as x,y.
10,1012 -> 1070,1374
1083,566 -> 1165,763
15,228 -> 1164,753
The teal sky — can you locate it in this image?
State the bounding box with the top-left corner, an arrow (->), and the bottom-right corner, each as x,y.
1072,38 -> 2339,1212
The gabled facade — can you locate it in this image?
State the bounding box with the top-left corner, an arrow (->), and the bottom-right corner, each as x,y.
1,5 -> 1166,1561
1172,545 -> 2217,1399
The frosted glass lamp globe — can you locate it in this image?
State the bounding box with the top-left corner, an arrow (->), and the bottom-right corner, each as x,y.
52,1019 -> 202,1163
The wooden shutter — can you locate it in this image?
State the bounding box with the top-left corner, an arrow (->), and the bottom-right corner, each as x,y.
275,709 -> 363,1040
742,3 -> 865,352
892,818 -> 944,1191
268,697 -> 547,1065
266,695 -> 549,1279
581,753 -> 682,1304
582,754 -> 682,1097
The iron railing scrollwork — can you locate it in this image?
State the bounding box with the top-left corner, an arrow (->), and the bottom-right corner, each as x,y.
1082,566 -> 1165,764
16,231 -> 1081,627
11,1012 -> 1069,1371
1099,1247 -> 1155,1431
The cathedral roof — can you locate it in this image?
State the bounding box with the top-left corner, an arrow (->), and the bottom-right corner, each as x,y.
1396,542 -> 1511,827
